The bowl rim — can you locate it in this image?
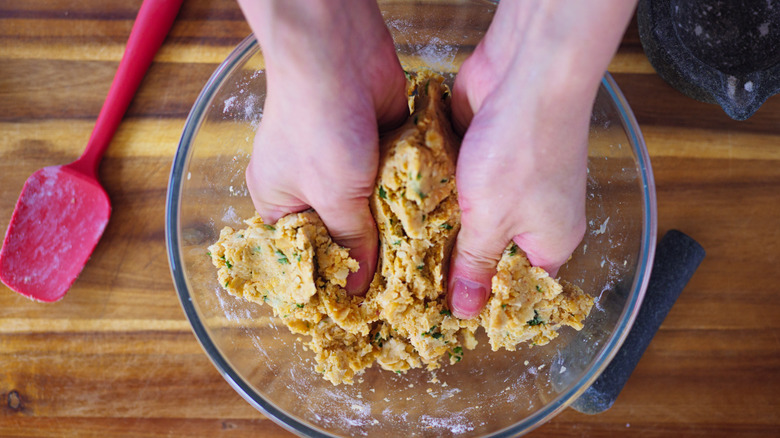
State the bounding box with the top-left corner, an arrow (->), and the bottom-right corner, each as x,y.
165,34 -> 657,438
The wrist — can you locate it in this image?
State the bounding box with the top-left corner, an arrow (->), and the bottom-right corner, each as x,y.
478,0 -> 636,97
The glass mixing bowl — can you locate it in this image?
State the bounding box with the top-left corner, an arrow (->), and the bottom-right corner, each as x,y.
166,1 -> 656,436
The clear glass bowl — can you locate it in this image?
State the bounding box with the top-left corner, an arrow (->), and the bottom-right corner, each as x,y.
166,1 -> 656,436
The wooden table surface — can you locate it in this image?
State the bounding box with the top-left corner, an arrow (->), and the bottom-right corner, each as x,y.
2,1 -> 779,437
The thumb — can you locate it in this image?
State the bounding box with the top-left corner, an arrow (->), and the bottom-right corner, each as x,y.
315,198 -> 378,296
447,221 -> 510,320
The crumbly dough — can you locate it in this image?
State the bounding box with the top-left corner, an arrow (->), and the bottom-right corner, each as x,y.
209,72 -> 594,385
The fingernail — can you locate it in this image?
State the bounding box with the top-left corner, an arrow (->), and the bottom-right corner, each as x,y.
345,260 -> 370,296
450,277 -> 488,319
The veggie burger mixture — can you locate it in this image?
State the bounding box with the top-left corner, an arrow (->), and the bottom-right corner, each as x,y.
208,71 -> 594,385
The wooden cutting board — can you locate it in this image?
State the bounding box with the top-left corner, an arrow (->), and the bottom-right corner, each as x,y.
1,1 -> 779,436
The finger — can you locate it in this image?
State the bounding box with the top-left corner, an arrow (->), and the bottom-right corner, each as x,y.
315,198 -> 378,296
513,217 -> 586,278
245,158 -> 309,223
447,213 -> 512,320
450,73 -> 475,136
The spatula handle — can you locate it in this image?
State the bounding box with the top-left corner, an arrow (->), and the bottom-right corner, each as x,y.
72,0 -> 183,177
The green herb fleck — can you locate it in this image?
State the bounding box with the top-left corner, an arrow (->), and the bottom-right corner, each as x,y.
415,188 -> 428,200
206,251 -> 211,257
253,246 -> 262,253
225,259 -> 233,269
431,332 -> 443,340
263,295 -> 268,302
403,69 -> 412,80
275,249 -> 289,265
263,224 -> 276,231
536,285 -> 543,293
508,243 -> 519,256
440,178 -> 449,183
453,346 -> 463,355
296,303 -> 304,308
501,304 -> 507,309
440,309 -> 452,317
416,264 -> 425,271
237,233 -> 243,238
393,240 -> 401,246
454,355 -> 462,363
395,370 -> 403,374
416,172 -> 422,181
440,223 -> 453,230
527,310 -> 545,326
295,253 -> 302,262
224,280 -> 230,287
378,185 -> 387,199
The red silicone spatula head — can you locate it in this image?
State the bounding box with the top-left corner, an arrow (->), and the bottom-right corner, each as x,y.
0,166 -> 111,302
0,0 -> 182,302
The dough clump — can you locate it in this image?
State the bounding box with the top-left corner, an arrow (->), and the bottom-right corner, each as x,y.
209,72 -> 594,385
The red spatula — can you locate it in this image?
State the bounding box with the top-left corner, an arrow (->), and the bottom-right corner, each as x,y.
0,0 -> 183,302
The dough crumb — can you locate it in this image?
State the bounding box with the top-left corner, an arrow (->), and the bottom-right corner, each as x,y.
209,71 -> 594,385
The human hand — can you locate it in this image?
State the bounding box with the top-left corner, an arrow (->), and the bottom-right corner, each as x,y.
447,0 -> 636,319
238,0 -> 408,294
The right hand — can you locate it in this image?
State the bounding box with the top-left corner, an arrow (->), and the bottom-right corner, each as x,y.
238,0 -> 409,295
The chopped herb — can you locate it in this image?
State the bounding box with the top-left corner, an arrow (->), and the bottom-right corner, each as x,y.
378,185 -> 387,199
263,224 -> 276,231
275,249 -> 289,265
403,69 -> 412,80
454,355 -> 462,363
253,246 -> 262,253
225,259 -> 233,269
295,253 -> 302,262
453,346 -> 463,354
431,332 -> 443,340
440,178 -> 449,183
527,310 -> 545,326
440,223 -> 453,230
237,233 -> 243,238
395,370 -> 403,374
501,304 -> 507,309
263,295 -> 268,302
296,303 -> 304,308
224,280 -> 229,287
393,240 -> 402,246
416,264 -> 424,271
508,243 -> 519,256
416,172 -> 422,181
219,255 -> 226,261
440,309 -> 452,317
424,302 -> 429,309
206,251 -> 211,257
536,285 -> 543,293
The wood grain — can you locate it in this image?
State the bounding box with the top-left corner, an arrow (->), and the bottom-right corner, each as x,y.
1,0 -> 779,437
